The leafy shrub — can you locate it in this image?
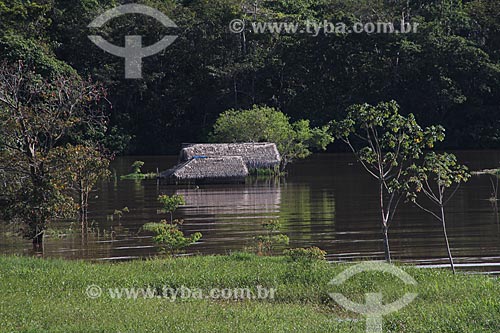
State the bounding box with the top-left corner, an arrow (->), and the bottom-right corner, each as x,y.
253,219 -> 289,255
158,194 -> 186,222
210,105 -> 333,171
143,194 -> 200,254
283,247 -> 327,262
249,167 -> 283,177
229,251 -> 256,261
131,161 -> 145,174
143,220 -> 202,254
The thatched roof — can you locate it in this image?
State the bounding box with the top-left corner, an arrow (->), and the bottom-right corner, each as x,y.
161,156 -> 248,184
179,143 -> 281,169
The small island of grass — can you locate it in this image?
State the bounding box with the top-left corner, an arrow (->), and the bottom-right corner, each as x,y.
120,161 -> 157,180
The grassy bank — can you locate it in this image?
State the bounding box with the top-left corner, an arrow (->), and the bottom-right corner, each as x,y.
0,254 -> 498,332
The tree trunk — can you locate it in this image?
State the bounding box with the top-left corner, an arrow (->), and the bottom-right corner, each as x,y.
233,77 -> 238,107
32,228 -> 44,252
81,206 -> 88,236
80,183 -> 89,237
382,224 -> 391,264
84,191 -> 89,231
279,159 -> 288,173
440,204 -> 455,274
80,184 -> 85,235
380,181 -> 392,263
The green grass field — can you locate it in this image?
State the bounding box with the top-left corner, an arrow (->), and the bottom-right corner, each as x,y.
0,254 -> 498,332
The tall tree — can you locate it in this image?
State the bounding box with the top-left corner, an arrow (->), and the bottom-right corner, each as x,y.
330,101 -> 445,262
49,144 -> 111,234
407,152 -> 470,273
0,61 -> 106,247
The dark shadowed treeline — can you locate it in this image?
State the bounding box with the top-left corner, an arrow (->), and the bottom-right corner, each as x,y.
1,0 -> 499,154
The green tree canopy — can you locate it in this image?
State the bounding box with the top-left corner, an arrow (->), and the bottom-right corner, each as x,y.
2,0 -> 500,153
210,105 -> 332,170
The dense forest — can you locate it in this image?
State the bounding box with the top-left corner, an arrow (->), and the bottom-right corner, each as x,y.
1,0 -> 499,154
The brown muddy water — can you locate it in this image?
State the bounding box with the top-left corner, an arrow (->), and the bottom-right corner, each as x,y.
1,152 -> 500,273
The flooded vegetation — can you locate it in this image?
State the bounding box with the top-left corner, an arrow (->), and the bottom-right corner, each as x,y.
2,152 -> 499,273
2,1 -> 500,331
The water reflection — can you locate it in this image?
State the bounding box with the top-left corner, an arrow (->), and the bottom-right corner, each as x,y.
280,184 -> 336,245
176,185 -> 281,217
0,152 -> 499,273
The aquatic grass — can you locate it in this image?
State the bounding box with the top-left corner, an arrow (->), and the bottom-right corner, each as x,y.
119,172 -> 157,180
0,254 -> 498,332
119,161 -> 157,180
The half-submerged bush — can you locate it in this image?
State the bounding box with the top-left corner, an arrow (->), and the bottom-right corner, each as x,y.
283,247 -> 327,262
253,219 -> 289,255
143,220 -> 202,254
120,161 -> 156,180
249,167 -> 284,177
143,194 -> 201,254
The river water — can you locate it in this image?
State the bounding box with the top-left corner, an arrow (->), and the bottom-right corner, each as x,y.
1,152 -> 500,273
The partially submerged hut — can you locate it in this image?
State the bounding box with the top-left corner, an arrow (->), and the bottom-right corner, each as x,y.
161,156 -> 248,184
179,143 -> 281,170
160,143 -> 281,184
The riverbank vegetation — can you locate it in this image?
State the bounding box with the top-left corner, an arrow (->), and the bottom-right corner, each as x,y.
1,1 -> 499,154
0,255 -> 498,332
407,153 -> 471,274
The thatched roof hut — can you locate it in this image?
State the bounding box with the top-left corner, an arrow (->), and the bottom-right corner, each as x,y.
179,143 -> 281,169
161,156 -> 248,184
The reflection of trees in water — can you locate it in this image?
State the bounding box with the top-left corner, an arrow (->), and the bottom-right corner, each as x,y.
26,233 -> 115,260
176,186 -> 281,216
175,186 -> 282,247
92,179 -> 147,228
279,184 -> 335,244
175,183 -> 335,251
487,175 -> 500,232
